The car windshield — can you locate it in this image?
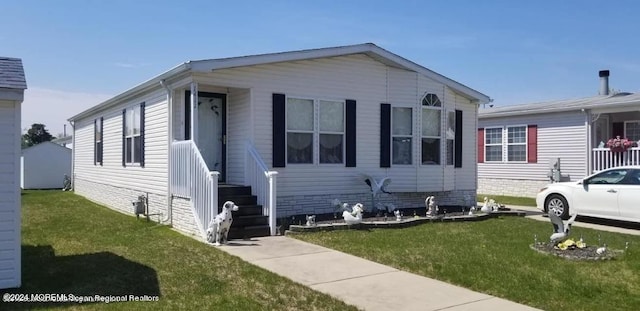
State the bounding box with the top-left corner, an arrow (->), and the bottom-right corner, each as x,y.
589,169 -> 628,184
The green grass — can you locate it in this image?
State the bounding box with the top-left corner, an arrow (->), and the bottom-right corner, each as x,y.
477,194 -> 536,207
9,191 -> 358,311
293,216 -> 640,311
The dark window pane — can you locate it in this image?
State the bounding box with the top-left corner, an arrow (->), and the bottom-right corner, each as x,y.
507,145 -> 526,161
320,134 -> 343,164
486,145 -> 502,162
126,137 -> 132,163
97,142 -> 103,163
422,138 -> 440,165
393,137 -> 412,165
287,132 -> 313,164
446,139 -> 454,165
134,136 -> 141,163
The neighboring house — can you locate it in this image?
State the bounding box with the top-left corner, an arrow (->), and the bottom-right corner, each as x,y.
478,71 -> 640,197
0,57 -> 27,289
68,43 -> 489,240
51,135 -> 73,149
21,141 -> 72,189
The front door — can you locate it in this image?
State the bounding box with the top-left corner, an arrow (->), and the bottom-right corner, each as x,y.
185,91 -> 227,182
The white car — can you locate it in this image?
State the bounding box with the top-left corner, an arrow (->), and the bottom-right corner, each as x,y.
536,166 -> 640,222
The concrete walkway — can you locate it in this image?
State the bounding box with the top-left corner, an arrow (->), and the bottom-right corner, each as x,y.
218,205 -> 639,310
220,236 -> 541,311
504,204 -> 640,236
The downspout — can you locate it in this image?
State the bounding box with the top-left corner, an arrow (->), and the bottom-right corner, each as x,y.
68,120 -> 75,190
583,108 -> 592,176
161,79 -> 173,224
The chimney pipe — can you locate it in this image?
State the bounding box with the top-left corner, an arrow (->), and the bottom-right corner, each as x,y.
599,70 -> 609,95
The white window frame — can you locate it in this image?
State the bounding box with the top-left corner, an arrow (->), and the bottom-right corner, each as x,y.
125,105 -> 141,165
484,125 -> 528,163
506,125 -> 527,162
484,127 -> 503,163
285,96 -> 345,165
420,93 -> 442,166
392,106 -> 413,165
95,118 -> 102,165
624,120 -> 640,142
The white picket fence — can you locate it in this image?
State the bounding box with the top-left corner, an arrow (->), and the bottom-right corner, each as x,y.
170,140 -> 218,238
592,147 -> 640,172
245,142 -> 278,236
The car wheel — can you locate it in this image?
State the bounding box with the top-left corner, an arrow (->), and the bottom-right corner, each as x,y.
546,194 -> 569,220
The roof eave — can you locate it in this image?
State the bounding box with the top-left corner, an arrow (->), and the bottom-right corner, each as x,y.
68,62 -> 191,121
189,43 -> 490,104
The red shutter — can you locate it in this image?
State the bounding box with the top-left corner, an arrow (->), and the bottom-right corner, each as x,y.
477,128 -> 484,163
527,125 -> 537,163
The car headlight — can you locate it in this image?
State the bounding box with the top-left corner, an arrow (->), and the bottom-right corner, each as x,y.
538,187 -> 548,193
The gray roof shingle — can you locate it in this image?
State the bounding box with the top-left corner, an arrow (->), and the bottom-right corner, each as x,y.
479,92 -> 640,118
0,57 -> 27,90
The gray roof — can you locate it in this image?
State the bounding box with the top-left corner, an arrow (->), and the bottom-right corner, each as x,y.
70,43 -> 490,121
0,57 -> 27,89
479,92 -> 640,118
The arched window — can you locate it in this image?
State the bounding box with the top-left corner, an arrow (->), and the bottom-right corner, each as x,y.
421,93 -> 441,165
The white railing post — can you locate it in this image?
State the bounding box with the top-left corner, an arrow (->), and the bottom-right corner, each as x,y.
591,147 -> 640,173
267,171 -> 278,236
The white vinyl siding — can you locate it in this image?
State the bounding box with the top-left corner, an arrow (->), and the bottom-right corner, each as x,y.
0,100 -> 20,289
479,111 -> 587,181
226,88 -> 251,184
74,89 -> 168,198
186,54 -> 478,195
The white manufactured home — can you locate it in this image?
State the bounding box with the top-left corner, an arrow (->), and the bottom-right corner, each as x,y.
69,43 -> 489,240
478,71 -> 640,197
0,57 -> 27,289
21,141 -> 72,189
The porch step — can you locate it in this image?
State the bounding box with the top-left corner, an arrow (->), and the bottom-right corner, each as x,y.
233,214 -> 268,227
218,185 -> 252,197
218,184 -> 270,240
229,225 -> 271,240
222,194 -> 258,206
234,205 -> 263,217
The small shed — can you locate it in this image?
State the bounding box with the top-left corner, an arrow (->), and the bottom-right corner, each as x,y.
0,56 -> 26,289
21,141 -> 72,189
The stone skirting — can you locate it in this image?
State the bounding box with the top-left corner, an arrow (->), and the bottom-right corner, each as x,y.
276,189 -> 477,217
74,177 -> 168,220
478,178 -> 547,198
73,178 -> 202,239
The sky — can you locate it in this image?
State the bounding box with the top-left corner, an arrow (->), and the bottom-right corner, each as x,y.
2,0 -> 639,136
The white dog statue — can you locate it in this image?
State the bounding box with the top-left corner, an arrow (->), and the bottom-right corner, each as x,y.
206,201 -> 239,246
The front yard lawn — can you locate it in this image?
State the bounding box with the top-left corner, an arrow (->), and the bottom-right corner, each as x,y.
10,191 -> 358,311
294,216 -> 640,311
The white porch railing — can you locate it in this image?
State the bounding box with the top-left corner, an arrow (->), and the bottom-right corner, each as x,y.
592,147 -> 640,172
170,140 -> 219,239
245,142 -> 278,236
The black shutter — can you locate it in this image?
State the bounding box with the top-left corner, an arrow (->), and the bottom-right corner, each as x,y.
122,109 -> 126,167
93,119 -> 97,166
140,102 -> 146,167
99,117 -> 104,165
345,99 -> 356,167
455,110 -> 463,168
184,91 -> 191,140
272,93 -> 286,167
380,103 -> 391,168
